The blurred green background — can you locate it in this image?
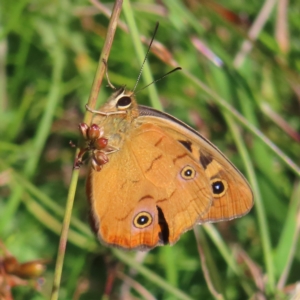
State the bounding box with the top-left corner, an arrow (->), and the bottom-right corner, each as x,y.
1,0 -> 299,299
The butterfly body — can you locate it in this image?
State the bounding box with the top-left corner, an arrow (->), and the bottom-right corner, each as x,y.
84,87 -> 253,250
90,89 -> 139,149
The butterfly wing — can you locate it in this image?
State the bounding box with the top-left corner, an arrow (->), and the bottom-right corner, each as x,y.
87,122 -> 214,250
138,106 -> 254,223
87,105 -> 253,250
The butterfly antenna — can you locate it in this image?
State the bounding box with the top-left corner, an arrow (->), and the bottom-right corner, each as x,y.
132,22 -> 160,93
134,67 -> 182,95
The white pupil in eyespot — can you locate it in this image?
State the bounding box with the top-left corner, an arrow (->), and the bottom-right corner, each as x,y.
138,216 -> 148,224
185,169 -> 192,176
212,181 -> 224,194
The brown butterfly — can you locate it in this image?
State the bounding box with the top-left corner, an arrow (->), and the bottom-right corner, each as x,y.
76,25 -> 253,251
76,85 -> 253,250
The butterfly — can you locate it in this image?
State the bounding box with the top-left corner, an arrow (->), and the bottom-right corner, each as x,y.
76,84 -> 253,251
75,24 -> 253,251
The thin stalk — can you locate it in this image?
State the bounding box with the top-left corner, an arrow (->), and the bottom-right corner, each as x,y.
50,1 -> 123,299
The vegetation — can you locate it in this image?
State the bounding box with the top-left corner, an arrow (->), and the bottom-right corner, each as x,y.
1,0 -> 299,299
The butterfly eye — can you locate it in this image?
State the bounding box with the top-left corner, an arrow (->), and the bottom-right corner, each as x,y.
210,178 -> 228,197
133,212 -> 153,229
117,96 -> 132,110
180,166 -> 196,180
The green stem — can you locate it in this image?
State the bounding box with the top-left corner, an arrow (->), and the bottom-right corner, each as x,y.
50,1 -> 123,299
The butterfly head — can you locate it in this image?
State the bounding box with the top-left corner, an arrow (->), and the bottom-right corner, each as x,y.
100,87 -> 138,115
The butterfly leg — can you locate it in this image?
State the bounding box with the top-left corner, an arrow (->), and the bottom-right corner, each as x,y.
85,104 -> 126,116
102,59 -> 116,90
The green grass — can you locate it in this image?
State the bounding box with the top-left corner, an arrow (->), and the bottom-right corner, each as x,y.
1,0 -> 300,299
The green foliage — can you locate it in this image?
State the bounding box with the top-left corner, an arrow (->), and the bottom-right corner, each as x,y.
0,0 -> 299,299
